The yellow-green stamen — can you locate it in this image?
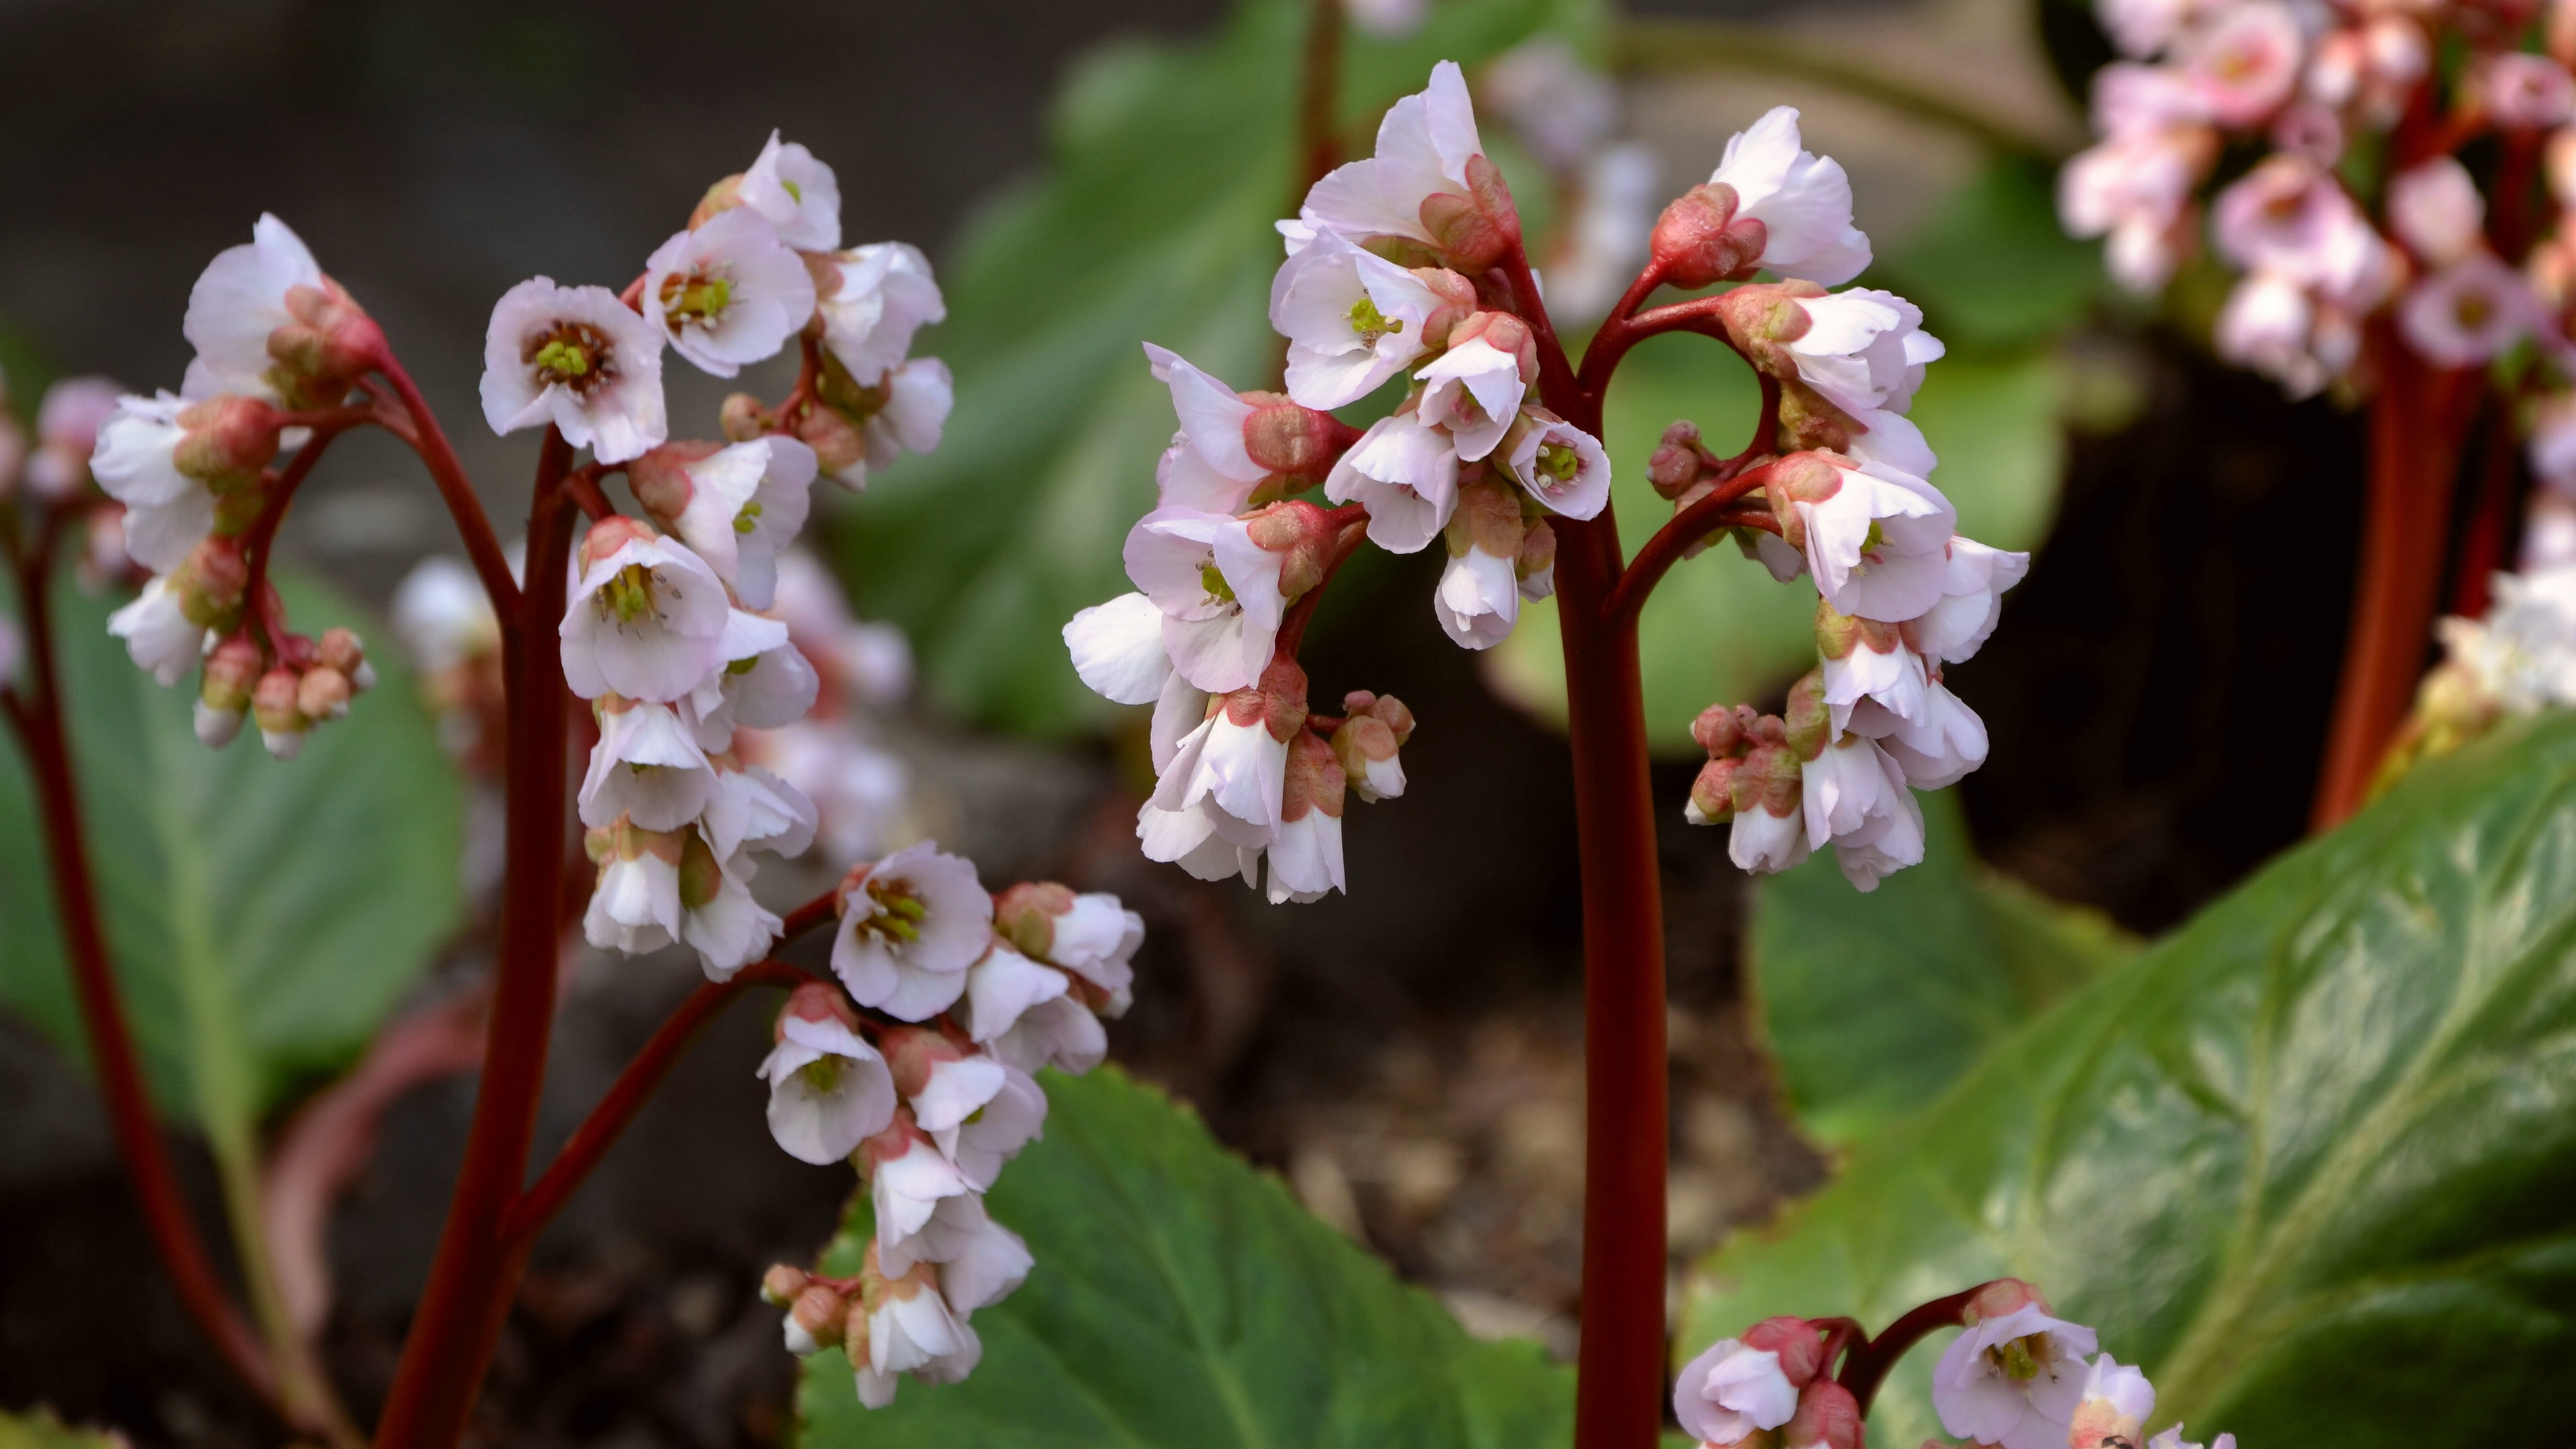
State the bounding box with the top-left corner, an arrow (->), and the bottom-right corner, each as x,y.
1348,297 -> 1404,347
734,500 -> 764,535
1200,561 -> 1238,604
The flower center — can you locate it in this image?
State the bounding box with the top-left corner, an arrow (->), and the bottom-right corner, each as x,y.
1348,297 -> 1404,347
599,563 -> 658,625
661,268 -> 735,330
735,500 -> 765,535
1983,1333 -> 2046,1382
857,879 -> 929,945
2455,289 -> 2496,331
527,322 -> 614,395
782,178 -> 804,204
1536,441 -> 1580,484
797,1053 -> 846,1093
1199,561 -> 1238,604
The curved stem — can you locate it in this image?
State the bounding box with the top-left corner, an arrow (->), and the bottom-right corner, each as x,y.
1273,506 -> 1371,659
370,354 -> 523,621
236,420 -> 364,644
1,523 -> 283,1414
1833,1287 -> 1978,1413
1609,468 -> 1781,627
503,959 -> 810,1246
780,886 -> 843,943
373,430 -> 578,1449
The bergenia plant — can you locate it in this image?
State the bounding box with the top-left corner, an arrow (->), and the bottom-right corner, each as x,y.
1049,58 -> 2197,1449
2060,0 -> 2576,820
0,131 -> 1144,1447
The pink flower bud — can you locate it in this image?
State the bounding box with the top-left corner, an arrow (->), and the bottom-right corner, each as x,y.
627,441 -> 727,523
1516,519 -> 1556,594
1243,498 -> 1343,598
1780,1379 -> 1861,1449
1650,421 -> 1716,500
689,173 -> 747,229
296,664 -> 352,722
172,396 -> 284,489
1692,702 -> 1750,757
253,667 -> 309,759
316,627 -> 374,691
761,1263 -> 812,1308
1652,182 -> 1768,288
1688,757 -> 1739,824
1281,728 -> 1348,823
267,278 -> 383,396
991,881 -> 1077,959
1417,154 -> 1522,271
788,1282 -> 847,1354
201,637 -> 262,713
793,404 -> 866,478
1783,669 -> 1831,761
1739,1316 -> 1829,1389
1964,1277 -> 2048,1323
1348,690 -> 1415,743
780,979 -> 864,1038
1411,266 -> 1483,345
876,1024 -> 972,1099
720,392 -> 774,443
170,537 -> 251,631
1444,311 -> 1541,384
1449,473 -> 1529,562
576,515 -> 663,574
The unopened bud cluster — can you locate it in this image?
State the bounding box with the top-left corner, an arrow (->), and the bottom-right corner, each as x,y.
750,855 -> 1150,1407
1676,1280 -> 2237,1449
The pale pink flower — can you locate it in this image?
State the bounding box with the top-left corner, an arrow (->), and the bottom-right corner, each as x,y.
1434,537 -> 1521,649
1295,60 -> 1485,250
27,376 -> 123,500
1324,408 -> 1460,553
480,278 -> 667,463
559,521 -> 731,702
812,243 -> 943,386
931,1065 -> 1046,1189
1672,1338 -> 1801,1445
2481,52 -> 2576,131
1912,537 -> 2031,664
1064,591 -> 1175,706
1414,335 -> 1527,462
1931,1301 -> 2098,1449
737,130 -> 843,252
643,208 -> 816,377
1501,411 -> 1611,520
832,842 -> 992,1021
579,696 -> 714,831
107,575 -> 207,686
2179,1 -> 2302,127
2387,156 -> 2485,268
181,213 -> 325,402
1143,343 -> 1267,514
1786,459 -> 1958,623
2399,254 -> 2535,368
1704,107 -> 1872,285
759,998 -> 896,1165
1786,288 -> 1943,419
1271,229 -> 1446,409
1124,506 -> 1291,694
89,392 -> 211,573
645,437 -> 817,610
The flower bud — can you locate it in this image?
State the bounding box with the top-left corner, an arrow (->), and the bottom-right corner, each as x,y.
1344,690 -> 1415,743
1652,182 -> 1766,288
1739,1316 -> 1829,1389
316,627 -> 374,692
1449,473 -> 1528,562
992,881 -> 1078,960
196,637 -> 262,749
1330,712 -> 1407,803
720,392 -> 773,443
1686,756 -> 1739,825
266,278 -> 383,400
689,172 -> 747,229
1281,727 -> 1348,823
1241,398 -> 1361,482
170,537 -> 250,632
676,828 -> 727,912
1515,519 -> 1556,599
786,1283 -> 847,1356
1416,154 -> 1522,271
1410,266 -> 1482,344
1714,282 -> 1826,375
1733,740 -> 1804,820
296,664 -> 352,722
1444,310 -> 1542,384
576,515 -> 662,574
1691,702 -> 1750,758
253,667 -> 309,760
1780,1380 -> 1861,1449
1649,421 -> 1715,500
172,396 -> 284,490
1964,1277 -> 2048,1323
778,979 -> 863,1040
1783,669 -> 1831,761
793,404 -> 866,481
760,1263 -> 812,1308
627,441 -> 725,525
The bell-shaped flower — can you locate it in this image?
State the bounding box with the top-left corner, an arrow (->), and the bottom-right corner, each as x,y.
559,518 -> 731,702
879,1026 -> 1007,1135
860,1110 -> 975,1250
1269,731 -> 1347,904
1771,453 -> 1957,624
1703,107 -> 1872,285
1065,591 -> 1175,706
480,278 -> 667,464
1786,288 -> 1943,419
994,883 -> 1144,1006
1138,659 -> 1302,884
1801,731 -> 1908,855
1143,343 -> 1269,515
679,828 -> 781,977
1817,605 -> 1929,731
702,755 -> 819,859
180,214 -> 329,402
1413,312 -> 1532,462
932,1064 -> 1048,1189
107,574 -> 211,686
2179,1 -> 2302,125
631,436 -> 816,610
1674,1338 -> 1799,1445
1930,1285 -> 2099,1449
687,610 -> 816,743
2387,156 -> 2485,269
1727,747 -> 1812,875
1325,407 -> 1462,554
1434,476 -> 1527,650
1855,678 -> 1988,790
812,243 -> 943,386
580,695 -> 715,831
1271,229 -> 1448,409
644,209 -> 816,378
956,943 -> 1072,1045
874,1192 -> 1032,1309
832,841 -> 993,1021
2400,254 -> 2536,369
1499,410 -> 1611,521
582,816 -> 686,955
990,994 -> 1108,1076
759,982 -> 896,1165
850,1249 -> 979,1409
1912,537 -> 2031,664
1330,691 -> 1413,803
27,376 -> 122,500
1124,506 -> 1295,694
93,392 -> 283,574
738,130 -> 843,253
1295,59 -> 1485,249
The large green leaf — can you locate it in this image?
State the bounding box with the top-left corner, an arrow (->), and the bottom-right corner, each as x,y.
1750,790 -> 2137,1150
1681,710 -> 2576,1446
835,0 -> 1603,737
1487,336 -> 2067,753
797,1067 -> 1573,1448
0,574 -> 466,1125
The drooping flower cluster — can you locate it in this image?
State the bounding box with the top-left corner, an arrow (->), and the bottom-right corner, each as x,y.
529,133 -> 948,981
85,216 -> 386,755
2059,1 -> 2576,432
1649,122 -> 2025,890
0,365 -> 127,684
757,862 -> 1145,1407
1674,1281 -> 2236,1449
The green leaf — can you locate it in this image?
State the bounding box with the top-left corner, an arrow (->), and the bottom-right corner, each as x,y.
1680,710 -> 2576,1446
0,1406 -> 129,1449
0,573 -> 466,1124
1750,790 -> 2137,1150
796,1067 -> 1574,1448
835,0 -> 1604,737
1868,157 -> 2106,352
1487,338 -> 2068,753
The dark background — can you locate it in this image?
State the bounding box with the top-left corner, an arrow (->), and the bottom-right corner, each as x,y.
0,0 -> 2368,1443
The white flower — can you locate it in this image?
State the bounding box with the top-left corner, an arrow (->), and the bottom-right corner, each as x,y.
558,521 -> 731,702
1912,537 -> 2031,664
1144,343 -> 1267,514
932,1065 -> 1047,1189
813,243 -> 943,386
1324,409 -> 1460,554
1705,107 -> 1872,286
107,576 -> 207,686
2179,1 -> 2302,125
2214,270 -> 2325,396
686,610 -> 816,741
2400,254 -> 2534,368
851,1257 -> 979,1409
479,278 -> 667,464
862,1114 -> 975,1250
1044,893 -> 1144,999
1729,796 -> 1811,874
643,208 -> 817,377
2387,156 -> 2485,268
1138,690 -> 1290,881
181,213 -> 323,402
1930,1301 -> 2098,1449
582,820 -> 684,955
1672,1338 -> 1800,1446
2065,1354 -> 2155,1449
1786,289 -> 1943,419
989,994 -> 1108,1076
759,1001 -> 896,1165
1295,60 -> 1484,250
875,1192 -> 1031,1309
833,355 -> 953,492
1413,335 -> 1526,462
1785,458 -> 1958,623
832,841 -> 993,1021
1819,627 -> 1928,733
1065,592 -> 1175,706
1268,733 -> 1346,904
682,839 -> 784,975
957,944 -> 1071,1045
1271,229 -> 1446,409
1801,733 -> 1927,890
1837,407 -> 1939,480
1857,679 -> 1988,790
1124,506 -> 1291,695
702,757 -> 818,860
885,1035 -> 1006,1136
28,376 -> 124,500
1434,539 -> 1520,649
647,437 -> 817,610
90,393 -> 211,574
579,696 -> 714,831
738,130 -> 843,252
392,556 -> 500,675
